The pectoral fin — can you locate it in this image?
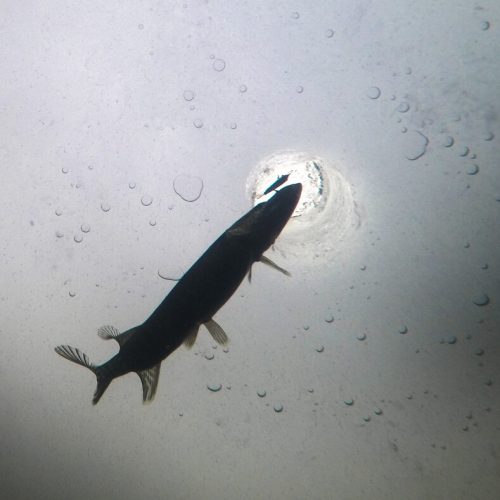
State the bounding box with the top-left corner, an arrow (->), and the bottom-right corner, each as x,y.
137,363 -> 161,403
98,325 -> 134,347
204,318 -> 229,345
260,255 -> 291,277
183,325 -> 200,349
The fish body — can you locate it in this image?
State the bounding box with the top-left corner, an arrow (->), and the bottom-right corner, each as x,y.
55,183 -> 302,404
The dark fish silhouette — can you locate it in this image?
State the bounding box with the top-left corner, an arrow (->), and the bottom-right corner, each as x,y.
55,183 -> 302,404
263,173 -> 290,195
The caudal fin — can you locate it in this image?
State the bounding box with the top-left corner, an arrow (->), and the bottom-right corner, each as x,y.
54,345 -> 112,405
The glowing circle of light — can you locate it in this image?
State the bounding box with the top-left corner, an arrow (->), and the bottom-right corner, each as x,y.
246,151 -> 359,262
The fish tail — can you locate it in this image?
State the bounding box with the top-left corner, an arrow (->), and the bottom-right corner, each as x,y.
54,345 -> 112,405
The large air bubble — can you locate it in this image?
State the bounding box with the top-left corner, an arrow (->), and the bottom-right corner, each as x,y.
246,151 -> 359,262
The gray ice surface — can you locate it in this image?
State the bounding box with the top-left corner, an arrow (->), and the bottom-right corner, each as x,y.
1,1 -> 499,500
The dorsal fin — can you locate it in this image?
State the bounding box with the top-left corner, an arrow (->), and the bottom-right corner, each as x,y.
204,318 -> 229,345
97,325 -> 135,347
183,325 -> 200,349
136,363 -> 161,403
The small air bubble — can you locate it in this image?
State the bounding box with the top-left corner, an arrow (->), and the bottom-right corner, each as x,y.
399,325 -> 408,335
257,390 -> 267,398
100,203 -> 111,212
296,85 -> 304,94
207,383 -> 222,392
325,29 -> 335,38
466,164 -> 479,175
213,58 -> 226,72
204,352 -> 214,361
55,208 -> 63,216
475,348 -> 485,356
61,167 -> 69,174
344,399 -> 354,406
446,335 -> 457,345
405,131 -> 428,160
183,90 -> 195,102
239,84 -> 247,93
273,404 -> 284,413
138,23 -> 144,30
149,219 -> 156,227
360,265 -> 367,271
404,67 -> 412,75
315,345 -> 324,353
397,101 -> 410,113
193,119 -> 203,129
74,234 -> 83,243
291,11 -> 300,19
230,122 -> 237,130
81,223 -> 90,233
483,131 -> 494,141
356,333 -> 367,341
458,146 -> 470,157
141,195 -> 153,207
363,415 -> 371,422
373,407 -> 383,415
324,314 -> 334,323
472,293 -> 489,306
442,136 -> 454,147
55,231 -> 64,238
480,20 -> 490,31
129,182 -> 136,189
68,290 -> 76,297
366,86 -> 381,99
303,325 -> 310,331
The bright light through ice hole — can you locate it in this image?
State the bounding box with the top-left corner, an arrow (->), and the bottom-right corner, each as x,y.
246,151 -> 359,262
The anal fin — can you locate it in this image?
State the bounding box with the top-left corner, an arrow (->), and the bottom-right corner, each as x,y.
204,318 -> 229,345
137,363 -> 161,403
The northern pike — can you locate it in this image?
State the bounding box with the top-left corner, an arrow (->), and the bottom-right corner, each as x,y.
55,183 -> 302,404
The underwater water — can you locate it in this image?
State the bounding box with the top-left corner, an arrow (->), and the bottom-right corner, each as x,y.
1,1 -> 499,499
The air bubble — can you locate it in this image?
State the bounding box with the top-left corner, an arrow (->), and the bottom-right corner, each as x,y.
55,231 -> 64,238
239,84 -> 248,93
472,293 -> 489,306
466,164 -> 479,175
446,336 -> 457,345
61,167 -> 69,174
183,90 -> 195,102
405,131 -> 428,160
149,219 -> 156,227
141,195 -> 153,206
101,203 -> 111,212
291,11 -> 300,19
315,345 -> 324,353
296,85 -> 304,94
480,20 -> 490,31
157,269 -> 181,281
257,390 -> 267,398
230,122 -> 237,130
366,86 -> 381,99
356,333 -> 367,341
81,223 -> 90,233
483,131 -> 494,141
373,407 -> 383,415
274,404 -> 284,413
173,174 -> 204,202
193,119 -> 203,129
204,352 -> 214,361
458,146 -> 470,157
207,383 -> 222,392
344,399 -> 354,406
74,234 -> 83,243
324,314 -> 334,323
325,29 -> 335,38
68,290 -> 76,297
128,182 -> 136,189
213,59 -> 226,72
442,136 -> 454,147
398,325 -> 408,335
397,102 -> 410,113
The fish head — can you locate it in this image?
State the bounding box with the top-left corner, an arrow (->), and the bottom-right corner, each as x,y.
227,183 -> 302,255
